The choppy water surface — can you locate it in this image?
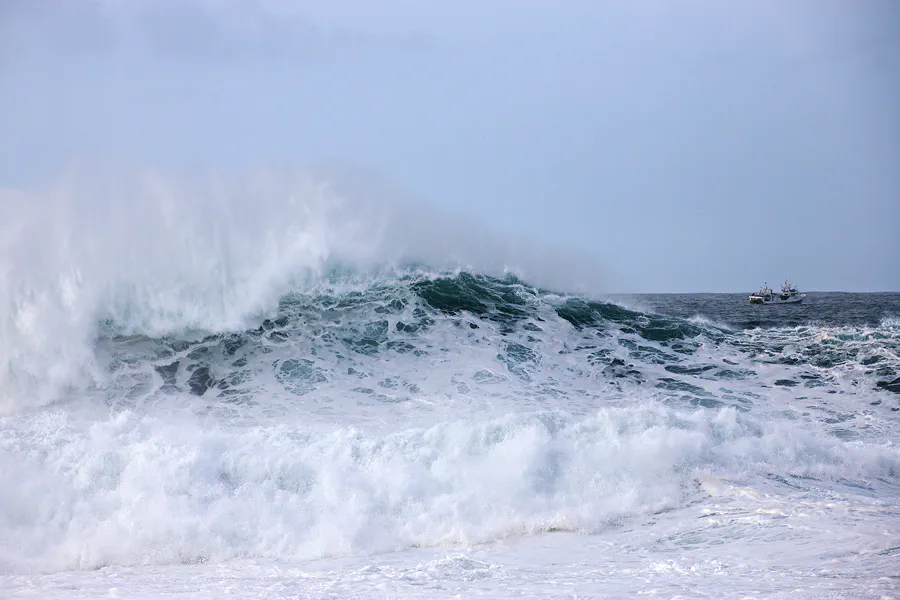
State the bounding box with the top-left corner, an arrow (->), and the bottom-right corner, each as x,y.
2,273 -> 898,599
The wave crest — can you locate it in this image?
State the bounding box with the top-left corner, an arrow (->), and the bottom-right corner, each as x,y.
0,163 -> 609,411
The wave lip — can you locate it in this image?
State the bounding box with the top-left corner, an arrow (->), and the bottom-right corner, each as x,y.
0,164 -> 613,413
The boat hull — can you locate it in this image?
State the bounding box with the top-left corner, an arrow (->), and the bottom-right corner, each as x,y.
749,294 -> 806,305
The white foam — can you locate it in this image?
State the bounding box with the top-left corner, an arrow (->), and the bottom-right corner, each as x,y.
1,404 -> 897,574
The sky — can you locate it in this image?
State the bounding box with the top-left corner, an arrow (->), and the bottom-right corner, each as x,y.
1,0 -> 898,292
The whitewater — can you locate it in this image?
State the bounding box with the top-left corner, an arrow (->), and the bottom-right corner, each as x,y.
1,167 -> 899,599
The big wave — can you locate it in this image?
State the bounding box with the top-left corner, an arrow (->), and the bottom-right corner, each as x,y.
0,163 -> 605,412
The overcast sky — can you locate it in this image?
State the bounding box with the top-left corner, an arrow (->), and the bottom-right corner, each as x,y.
1,0 -> 898,292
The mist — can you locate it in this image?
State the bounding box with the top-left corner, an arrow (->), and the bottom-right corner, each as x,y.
1,0 -> 898,292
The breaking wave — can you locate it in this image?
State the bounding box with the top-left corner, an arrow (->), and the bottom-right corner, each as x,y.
0,164 -> 604,412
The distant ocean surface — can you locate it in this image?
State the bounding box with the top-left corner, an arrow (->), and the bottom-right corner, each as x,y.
1,172 -> 898,599
623,291 -> 900,330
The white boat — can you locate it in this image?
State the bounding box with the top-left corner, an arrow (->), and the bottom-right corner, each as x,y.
749,280 -> 806,305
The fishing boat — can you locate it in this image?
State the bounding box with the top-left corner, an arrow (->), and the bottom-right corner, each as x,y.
749,280 -> 806,305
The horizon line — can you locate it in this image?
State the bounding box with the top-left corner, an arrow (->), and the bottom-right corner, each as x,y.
602,290 -> 900,295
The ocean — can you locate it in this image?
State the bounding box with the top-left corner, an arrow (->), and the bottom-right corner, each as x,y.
1,174 -> 899,599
